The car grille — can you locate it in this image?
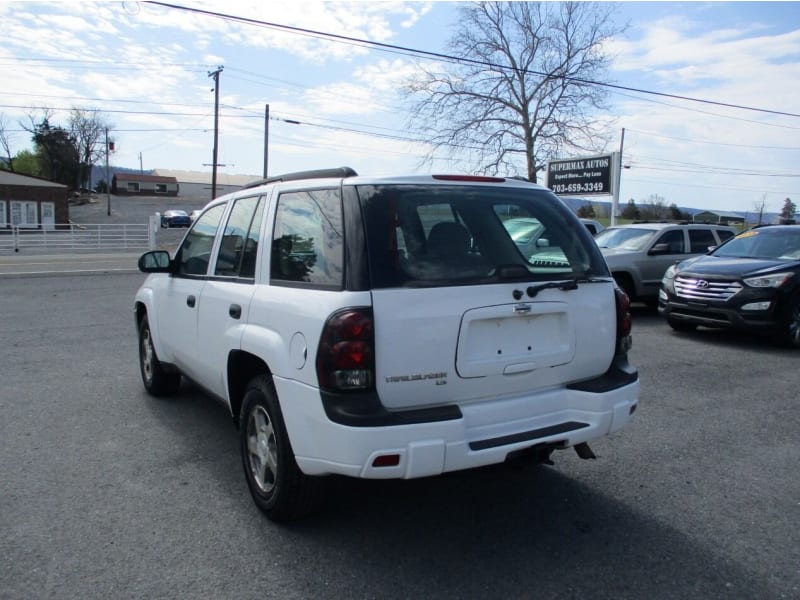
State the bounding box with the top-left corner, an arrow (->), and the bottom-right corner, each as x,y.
674,276 -> 742,301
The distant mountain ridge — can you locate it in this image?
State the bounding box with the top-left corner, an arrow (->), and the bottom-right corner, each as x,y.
85,165 -> 782,224
558,196 -> 781,225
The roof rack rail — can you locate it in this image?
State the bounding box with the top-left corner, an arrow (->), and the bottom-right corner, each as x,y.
242,167 -> 358,190
631,219 -> 689,224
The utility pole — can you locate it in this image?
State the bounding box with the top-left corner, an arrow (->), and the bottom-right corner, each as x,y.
264,104 -> 269,179
612,127 -> 625,227
138,152 -> 143,173
208,66 -> 223,200
105,127 -> 111,217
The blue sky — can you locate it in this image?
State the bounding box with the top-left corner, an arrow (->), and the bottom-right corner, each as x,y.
1,1 -> 799,216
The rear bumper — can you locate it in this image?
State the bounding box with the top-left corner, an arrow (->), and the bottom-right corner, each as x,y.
274,373 -> 639,479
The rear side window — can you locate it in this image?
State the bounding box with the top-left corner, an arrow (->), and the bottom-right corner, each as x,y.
688,229 -> 716,253
717,229 -> 735,243
270,189 -> 344,288
358,184 -> 607,288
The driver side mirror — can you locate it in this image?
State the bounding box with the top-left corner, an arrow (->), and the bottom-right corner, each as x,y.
138,250 -> 171,273
649,243 -> 672,255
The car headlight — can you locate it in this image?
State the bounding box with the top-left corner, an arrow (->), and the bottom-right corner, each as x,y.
663,264 -> 677,281
743,272 -> 793,288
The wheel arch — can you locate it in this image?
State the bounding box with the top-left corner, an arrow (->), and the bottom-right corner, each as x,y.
612,270 -> 637,300
228,350 -> 272,428
133,293 -> 170,363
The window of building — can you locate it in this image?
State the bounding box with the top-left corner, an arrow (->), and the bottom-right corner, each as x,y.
155,184 -> 167,194
10,201 -> 38,228
127,182 -> 140,192
0,200 -> 6,226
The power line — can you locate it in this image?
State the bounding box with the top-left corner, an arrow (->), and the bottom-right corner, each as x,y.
623,175 -> 796,196
145,1 -> 800,119
625,128 -> 800,150
614,91 -> 800,131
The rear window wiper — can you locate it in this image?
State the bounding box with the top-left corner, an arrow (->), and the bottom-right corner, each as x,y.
525,279 -> 578,298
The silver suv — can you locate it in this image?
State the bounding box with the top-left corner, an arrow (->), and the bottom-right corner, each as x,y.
134,168 -> 639,520
594,222 -> 736,304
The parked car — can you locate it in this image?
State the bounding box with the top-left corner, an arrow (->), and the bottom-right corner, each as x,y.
160,209 -> 191,228
580,218 -> 605,235
593,222 -> 736,304
134,167 -> 639,520
501,217 -> 546,259
659,224 -> 800,347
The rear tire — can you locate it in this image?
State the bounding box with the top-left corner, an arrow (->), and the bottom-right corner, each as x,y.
240,374 -> 325,521
667,317 -> 697,333
138,315 -> 181,396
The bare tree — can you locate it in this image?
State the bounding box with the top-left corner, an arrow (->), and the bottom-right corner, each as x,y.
639,193 -> 670,220
405,1 -> 624,181
753,195 -> 768,225
0,113 -> 15,170
69,108 -> 113,189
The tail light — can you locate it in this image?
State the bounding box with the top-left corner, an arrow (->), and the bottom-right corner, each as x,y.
316,308 -> 375,392
615,287 -> 633,355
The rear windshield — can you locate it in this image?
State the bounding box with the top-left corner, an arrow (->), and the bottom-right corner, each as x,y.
356,184 -> 608,288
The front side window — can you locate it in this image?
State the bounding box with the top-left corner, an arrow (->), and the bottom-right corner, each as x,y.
174,203 -> 226,276
270,189 -> 344,288
214,196 -> 264,279
654,229 -> 685,254
358,184 -> 606,288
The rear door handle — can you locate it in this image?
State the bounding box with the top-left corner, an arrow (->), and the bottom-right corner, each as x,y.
186,295 -> 196,308
229,304 -> 242,319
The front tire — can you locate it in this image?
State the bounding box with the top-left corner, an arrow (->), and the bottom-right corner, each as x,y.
777,295 -> 800,348
614,274 -> 635,303
240,375 -> 324,521
138,315 -> 181,396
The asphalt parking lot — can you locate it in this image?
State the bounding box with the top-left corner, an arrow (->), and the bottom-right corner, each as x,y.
1,270 -> 798,599
1,196 -> 798,598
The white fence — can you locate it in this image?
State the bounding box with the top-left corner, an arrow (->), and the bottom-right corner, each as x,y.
0,223 -> 155,255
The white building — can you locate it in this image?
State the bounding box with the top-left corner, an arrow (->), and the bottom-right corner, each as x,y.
152,169 -> 261,199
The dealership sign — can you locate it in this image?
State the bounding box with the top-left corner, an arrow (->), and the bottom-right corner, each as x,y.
546,153 -> 614,196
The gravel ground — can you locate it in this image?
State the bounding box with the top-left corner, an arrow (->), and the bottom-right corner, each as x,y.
68,193 -> 210,226
68,193 -> 212,252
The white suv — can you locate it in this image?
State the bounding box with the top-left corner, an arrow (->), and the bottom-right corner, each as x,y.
134,168 -> 639,520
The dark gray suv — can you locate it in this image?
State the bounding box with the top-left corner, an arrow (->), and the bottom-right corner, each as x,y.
594,222 -> 736,304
